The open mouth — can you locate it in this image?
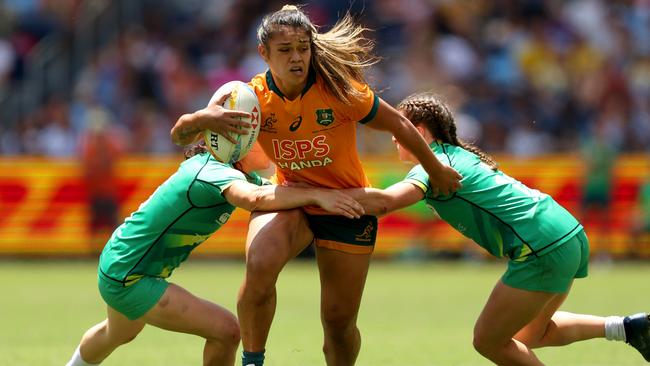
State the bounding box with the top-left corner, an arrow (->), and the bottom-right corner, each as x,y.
289,66 -> 303,74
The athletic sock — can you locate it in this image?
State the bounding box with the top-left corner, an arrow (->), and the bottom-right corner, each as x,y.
605,316 -> 626,342
242,349 -> 265,366
65,346 -> 100,366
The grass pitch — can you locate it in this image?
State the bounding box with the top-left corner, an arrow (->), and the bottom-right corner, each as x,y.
1,259 -> 649,365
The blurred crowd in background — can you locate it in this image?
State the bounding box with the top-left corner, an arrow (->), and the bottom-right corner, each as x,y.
0,0 -> 649,256
0,0 -> 648,158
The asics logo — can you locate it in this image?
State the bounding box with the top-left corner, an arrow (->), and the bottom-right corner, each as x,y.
289,116 -> 302,132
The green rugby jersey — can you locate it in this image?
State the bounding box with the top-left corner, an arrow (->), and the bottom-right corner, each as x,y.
404,142 -> 582,261
99,152 -> 264,286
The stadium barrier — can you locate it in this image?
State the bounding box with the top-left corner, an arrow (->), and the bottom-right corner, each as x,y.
1,154 -> 649,258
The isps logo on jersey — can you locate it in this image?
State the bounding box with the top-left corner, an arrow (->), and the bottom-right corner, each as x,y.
271,135 -> 333,171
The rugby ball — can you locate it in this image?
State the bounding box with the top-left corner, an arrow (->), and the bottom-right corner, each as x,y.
204,81 -> 261,163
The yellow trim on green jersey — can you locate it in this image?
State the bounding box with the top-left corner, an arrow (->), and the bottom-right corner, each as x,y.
99,153 -> 264,286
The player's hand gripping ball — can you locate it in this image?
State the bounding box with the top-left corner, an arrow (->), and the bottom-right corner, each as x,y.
204,81 -> 261,163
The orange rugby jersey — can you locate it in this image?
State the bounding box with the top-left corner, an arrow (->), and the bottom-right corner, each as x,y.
248,70 -> 379,197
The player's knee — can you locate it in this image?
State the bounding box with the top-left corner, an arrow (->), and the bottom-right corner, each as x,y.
472,331 -> 499,359
98,318 -> 143,346
214,315 -> 241,348
322,305 -> 356,334
119,332 -> 139,345
106,326 -> 140,346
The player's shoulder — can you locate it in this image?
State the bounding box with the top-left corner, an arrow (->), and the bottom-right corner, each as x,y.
435,142 -> 475,161
248,72 -> 269,94
318,74 -> 371,92
182,153 -> 244,181
203,158 -> 245,180
314,75 -> 373,109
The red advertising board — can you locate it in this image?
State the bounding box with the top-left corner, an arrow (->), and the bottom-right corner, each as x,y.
1,155 -> 648,257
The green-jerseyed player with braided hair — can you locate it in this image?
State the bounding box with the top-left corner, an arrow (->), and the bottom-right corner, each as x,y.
346,92 -> 650,365
65,95 -> 365,366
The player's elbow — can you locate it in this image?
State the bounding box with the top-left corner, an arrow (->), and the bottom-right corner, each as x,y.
360,197 -> 390,216
373,199 -> 392,217
376,205 -> 389,216
170,118 -> 183,144
245,187 -> 269,212
170,114 -> 194,146
366,206 -> 389,217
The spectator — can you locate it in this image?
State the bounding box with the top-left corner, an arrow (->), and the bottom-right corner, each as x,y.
0,0 -> 648,156
78,105 -> 124,251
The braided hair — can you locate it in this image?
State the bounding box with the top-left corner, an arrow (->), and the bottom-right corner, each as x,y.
397,92 -> 498,170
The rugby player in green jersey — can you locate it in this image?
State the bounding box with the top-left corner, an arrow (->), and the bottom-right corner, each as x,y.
64,134 -> 364,365
344,92 -> 650,365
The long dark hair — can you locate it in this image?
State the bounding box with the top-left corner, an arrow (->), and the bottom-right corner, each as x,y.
398,92 -> 498,170
257,5 -> 379,105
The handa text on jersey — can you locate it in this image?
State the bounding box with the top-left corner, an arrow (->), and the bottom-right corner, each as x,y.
271,135 -> 333,170
276,157 -> 334,170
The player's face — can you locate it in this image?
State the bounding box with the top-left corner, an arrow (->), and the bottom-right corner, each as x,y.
392,135 -> 416,162
393,110 -> 422,162
259,27 -> 311,97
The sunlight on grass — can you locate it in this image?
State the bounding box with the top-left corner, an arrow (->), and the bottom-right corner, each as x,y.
1,260 -> 648,365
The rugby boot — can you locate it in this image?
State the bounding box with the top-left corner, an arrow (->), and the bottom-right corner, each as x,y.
624,312 -> 650,361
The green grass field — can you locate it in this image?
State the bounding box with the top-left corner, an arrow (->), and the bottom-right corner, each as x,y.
1,259 -> 649,365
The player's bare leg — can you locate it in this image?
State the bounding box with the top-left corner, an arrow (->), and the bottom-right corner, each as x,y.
237,209 -> 313,364
142,283 -> 240,366
69,307 -> 145,365
473,280 -> 558,365
514,285 -> 605,348
316,246 -> 371,366
515,290 -> 650,362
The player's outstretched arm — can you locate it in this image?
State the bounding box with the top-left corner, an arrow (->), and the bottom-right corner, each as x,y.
365,98 -> 462,196
343,182 -> 424,216
223,182 -> 365,218
170,93 -> 252,146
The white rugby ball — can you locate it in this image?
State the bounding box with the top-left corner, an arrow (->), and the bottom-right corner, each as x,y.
204,81 -> 261,164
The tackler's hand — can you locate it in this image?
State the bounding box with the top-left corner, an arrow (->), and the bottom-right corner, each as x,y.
429,164 -> 462,197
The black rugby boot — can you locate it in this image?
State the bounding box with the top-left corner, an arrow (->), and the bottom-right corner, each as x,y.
624,312 -> 650,361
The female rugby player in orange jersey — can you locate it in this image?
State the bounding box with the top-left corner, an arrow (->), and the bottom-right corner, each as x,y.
171,5 -> 462,366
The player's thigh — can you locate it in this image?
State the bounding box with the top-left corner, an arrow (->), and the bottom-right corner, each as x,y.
497,234 -> 586,344
513,289 -> 570,347
474,280 -> 557,345
316,247 -> 372,322
246,209 -> 313,263
98,275 -> 168,321
105,306 -> 146,341
141,283 -> 238,342
311,214 -> 377,321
